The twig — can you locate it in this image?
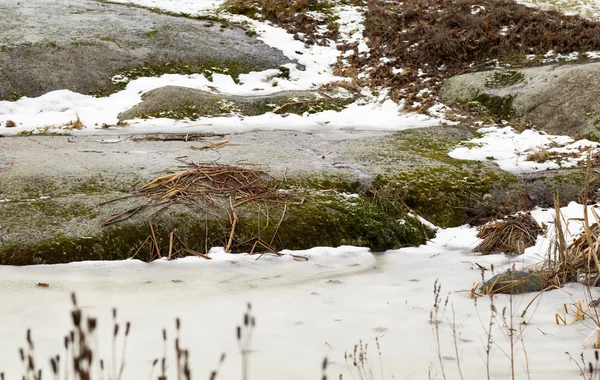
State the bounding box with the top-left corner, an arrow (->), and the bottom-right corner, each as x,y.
225,196 -> 238,253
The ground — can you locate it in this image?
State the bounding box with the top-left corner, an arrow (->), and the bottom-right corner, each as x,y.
3,0 -> 600,378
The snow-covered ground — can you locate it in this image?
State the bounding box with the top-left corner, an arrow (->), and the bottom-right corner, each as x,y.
519,0 -> 600,18
2,204 -> 600,379
450,126 -> 600,174
0,0 -> 441,136
4,1 -> 600,379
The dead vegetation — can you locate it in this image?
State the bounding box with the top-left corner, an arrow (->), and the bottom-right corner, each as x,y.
103,162 -> 294,260
473,213 -> 543,255
222,0 -> 343,46
526,148 -> 555,163
340,0 -> 600,111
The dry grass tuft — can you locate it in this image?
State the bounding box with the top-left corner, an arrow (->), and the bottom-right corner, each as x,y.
5,119 -> 16,128
473,212 -> 543,255
526,148 -> 555,163
103,162 -> 295,259
222,0 -> 340,46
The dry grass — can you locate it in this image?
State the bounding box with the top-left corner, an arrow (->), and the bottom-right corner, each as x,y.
103,162 -> 294,259
348,0 -> 600,111
526,148 -> 555,163
4,119 -> 16,128
222,0 -> 341,46
473,212 -> 543,255
534,156 -> 600,288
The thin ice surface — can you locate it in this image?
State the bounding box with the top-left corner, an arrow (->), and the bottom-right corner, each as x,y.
2,208 -> 600,379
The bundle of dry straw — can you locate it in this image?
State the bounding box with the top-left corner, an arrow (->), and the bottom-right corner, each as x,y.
473,213 -> 543,255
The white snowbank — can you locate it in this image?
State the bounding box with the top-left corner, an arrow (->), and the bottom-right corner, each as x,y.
449,126 -> 599,173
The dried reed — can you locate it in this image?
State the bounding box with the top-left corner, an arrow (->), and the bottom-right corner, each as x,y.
473,213 -> 542,255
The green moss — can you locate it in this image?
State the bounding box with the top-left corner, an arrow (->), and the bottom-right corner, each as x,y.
93,59 -> 259,97
279,175 -> 364,194
0,187 -> 433,265
145,29 -> 160,38
372,166 -> 515,227
395,136 -> 470,165
468,92 -> 516,121
277,66 -> 290,80
549,170 -> 586,185
484,70 -> 525,88
9,91 -> 24,101
72,178 -> 115,195
271,191 -> 433,250
135,94 -> 354,120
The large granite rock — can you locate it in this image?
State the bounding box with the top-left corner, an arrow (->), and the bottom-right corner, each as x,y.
118,87 -> 355,120
440,62 -> 600,140
0,0 -> 292,100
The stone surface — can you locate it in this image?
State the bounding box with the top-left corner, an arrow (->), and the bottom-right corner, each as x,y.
439,62 -> 600,139
0,0 -> 292,99
484,270 -> 546,294
118,87 -> 354,120
0,126 -> 505,264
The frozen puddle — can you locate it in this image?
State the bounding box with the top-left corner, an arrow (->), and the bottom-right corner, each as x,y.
1,229 -> 597,379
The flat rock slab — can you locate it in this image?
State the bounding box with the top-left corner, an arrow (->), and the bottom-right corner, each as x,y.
0,127 -> 589,265
0,0 -> 292,100
439,62 -> 600,139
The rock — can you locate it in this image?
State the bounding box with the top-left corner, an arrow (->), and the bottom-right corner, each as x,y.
484,270 -> 546,294
118,86 -> 355,120
0,0 -> 292,100
439,62 -> 600,140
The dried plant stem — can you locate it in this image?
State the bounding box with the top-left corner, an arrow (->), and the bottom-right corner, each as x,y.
450,305 -> 465,380
226,196 -> 238,253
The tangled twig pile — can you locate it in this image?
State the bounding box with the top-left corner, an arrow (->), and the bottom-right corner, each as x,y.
103,162 -> 294,259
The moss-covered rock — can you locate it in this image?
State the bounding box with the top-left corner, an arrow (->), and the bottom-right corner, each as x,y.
440,62 -> 600,139
484,270 -> 546,294
0,186 -> 432,265
118,86 -> 355,120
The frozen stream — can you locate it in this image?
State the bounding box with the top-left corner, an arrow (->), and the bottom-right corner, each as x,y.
1,227 -> 597,379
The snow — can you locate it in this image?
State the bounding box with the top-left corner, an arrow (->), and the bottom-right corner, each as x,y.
4,1 -> 600,378
0,0 -> 415,136
518,0 -> 600,18
449,126 -> 599,174
2,206 -> 600,379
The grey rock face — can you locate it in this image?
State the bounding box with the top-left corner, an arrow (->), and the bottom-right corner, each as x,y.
484,270 -> 546,294
0,0 -> 292,99
440,62 -> 600,139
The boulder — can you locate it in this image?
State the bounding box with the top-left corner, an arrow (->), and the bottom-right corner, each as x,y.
439,62 -> 600,140
118,87 -> 355,120
0,0 -> 292,100
484,270 -> 546,294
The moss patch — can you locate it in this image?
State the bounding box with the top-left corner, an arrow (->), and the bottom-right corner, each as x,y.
485,70 -> 525,88
468,93 -> 516,121
0,188 -> 432,265
119,86 -> 356,120
372,166 -> 515,227
93,59 -> 259,97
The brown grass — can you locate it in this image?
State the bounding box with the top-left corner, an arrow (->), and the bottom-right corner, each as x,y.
103,162 -> 294,259
222,0 -> 341,46
526,148 -> 555,163
349,0 -> 600,111
473,212 -> 543,255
